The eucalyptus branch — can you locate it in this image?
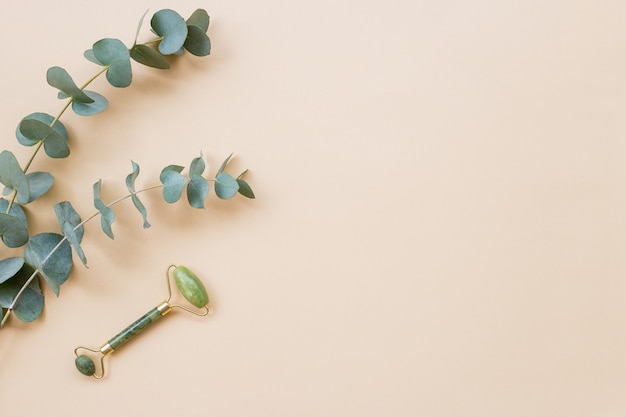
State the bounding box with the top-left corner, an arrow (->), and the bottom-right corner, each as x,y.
0,8 -> 255,330
0,184 -> 162,327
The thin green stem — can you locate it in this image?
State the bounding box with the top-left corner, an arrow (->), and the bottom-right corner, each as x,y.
0,184 -> 163,328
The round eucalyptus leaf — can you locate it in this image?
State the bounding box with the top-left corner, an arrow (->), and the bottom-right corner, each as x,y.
0,257 -> 25,284
214,172 -> 239,200
0,151 -> 29,203
46,66 -> 94,104
18,172 -> 54,203
0,263 -> 44,322
0,213 -> 29,248
184,25 -> 211,57
186,9 -> 209,32
18,119 -> 69,158
0,198 -> 27,226
15,113 -> 68,147
24,233 -> 72,297
187,175 -> 208,209
159,165 -> 187,203
130,44 -> 170,69
92,38 -> 132,88
72,90 -> 109,116
151,9 -> 188,55
83,49 -> 102,65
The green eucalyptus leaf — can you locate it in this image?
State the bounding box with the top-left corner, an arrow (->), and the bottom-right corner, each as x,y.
214,172 -> 239,200
4,172 -> 55,204
130,44 -> 170,69
0,263 -> 44,322
125,161 -> 140,193
0,198 -> 27,226
92,38 -> 132,88
71,90 -> 108,116
133,9 -> 150,46
184,25 -> 211,57
189,154 -> 205,177
0,213 -> 28,248
93,180 -> 115,239
151,9 -> 188,55
83,49 -> 102,65
187,175 -> 208,209
186,9 -> 210,32
54,201 -> 85,268
18,119 -> 69,158
0,151 -> 29,203
24,233 -> 72,297
159,165 -> 187,203
125,161 -> 150,229
236,178 -> 256,199
15,112 -> 68,147
61,222 -> 87,266
54,201 -> 84,242
4,172 -> 56,204
217,153 -> 233,175
46,66 -> 94,104
0,257 -> 24,284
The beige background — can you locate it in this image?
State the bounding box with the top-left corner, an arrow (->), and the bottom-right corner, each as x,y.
1,0 -> 626,415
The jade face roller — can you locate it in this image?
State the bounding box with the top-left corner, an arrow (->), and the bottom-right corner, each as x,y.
74,265 -> 210,378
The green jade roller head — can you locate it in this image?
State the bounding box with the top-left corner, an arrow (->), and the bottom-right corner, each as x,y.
74,265 -> 210,379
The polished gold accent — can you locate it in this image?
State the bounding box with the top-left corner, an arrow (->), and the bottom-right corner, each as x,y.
100,342 -> 115,356
157,301 -> 172,316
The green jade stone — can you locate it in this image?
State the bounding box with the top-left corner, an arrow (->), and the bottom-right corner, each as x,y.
75,354 -> 96,376
107,306 -> 164,350
173,265 -> 209,308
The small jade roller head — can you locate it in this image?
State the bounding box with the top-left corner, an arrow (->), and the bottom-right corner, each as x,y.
74,264 -> 210,379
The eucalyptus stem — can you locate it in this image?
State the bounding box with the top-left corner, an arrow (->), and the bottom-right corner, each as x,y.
0,184 -> 164,328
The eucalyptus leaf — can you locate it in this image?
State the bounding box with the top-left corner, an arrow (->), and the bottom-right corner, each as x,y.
214,172 -> 239,200
92,38 -> 132,88
133,9 -> 150,46
72,90 -> 108,116
0,263 -> 44,322
83,49 -> 102,65
0,198 -> 27,226
189,154 -> 205,177
54,201 -> 87,266
217,153 -> 233,175
0,213 -> 28,248
0,257 -> 24,284
46,66 -> 94,104
18,119 -> 69,158
125,161 -> 150,228
130,44 -> 170,69
24,233 -> 72,297
151,9 -> 188,55
4,172 -> 55,204
93,180 -> 115,239
0,151 -> 29,203
54,201 -> 85,243
15,112 -> 68,147
184,25 -> 211,57
159,165 -> 187,203
187,175 -> 208,209
61,222 -> 87,266
186,9 -> 210,32
236,178 -> 256,199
